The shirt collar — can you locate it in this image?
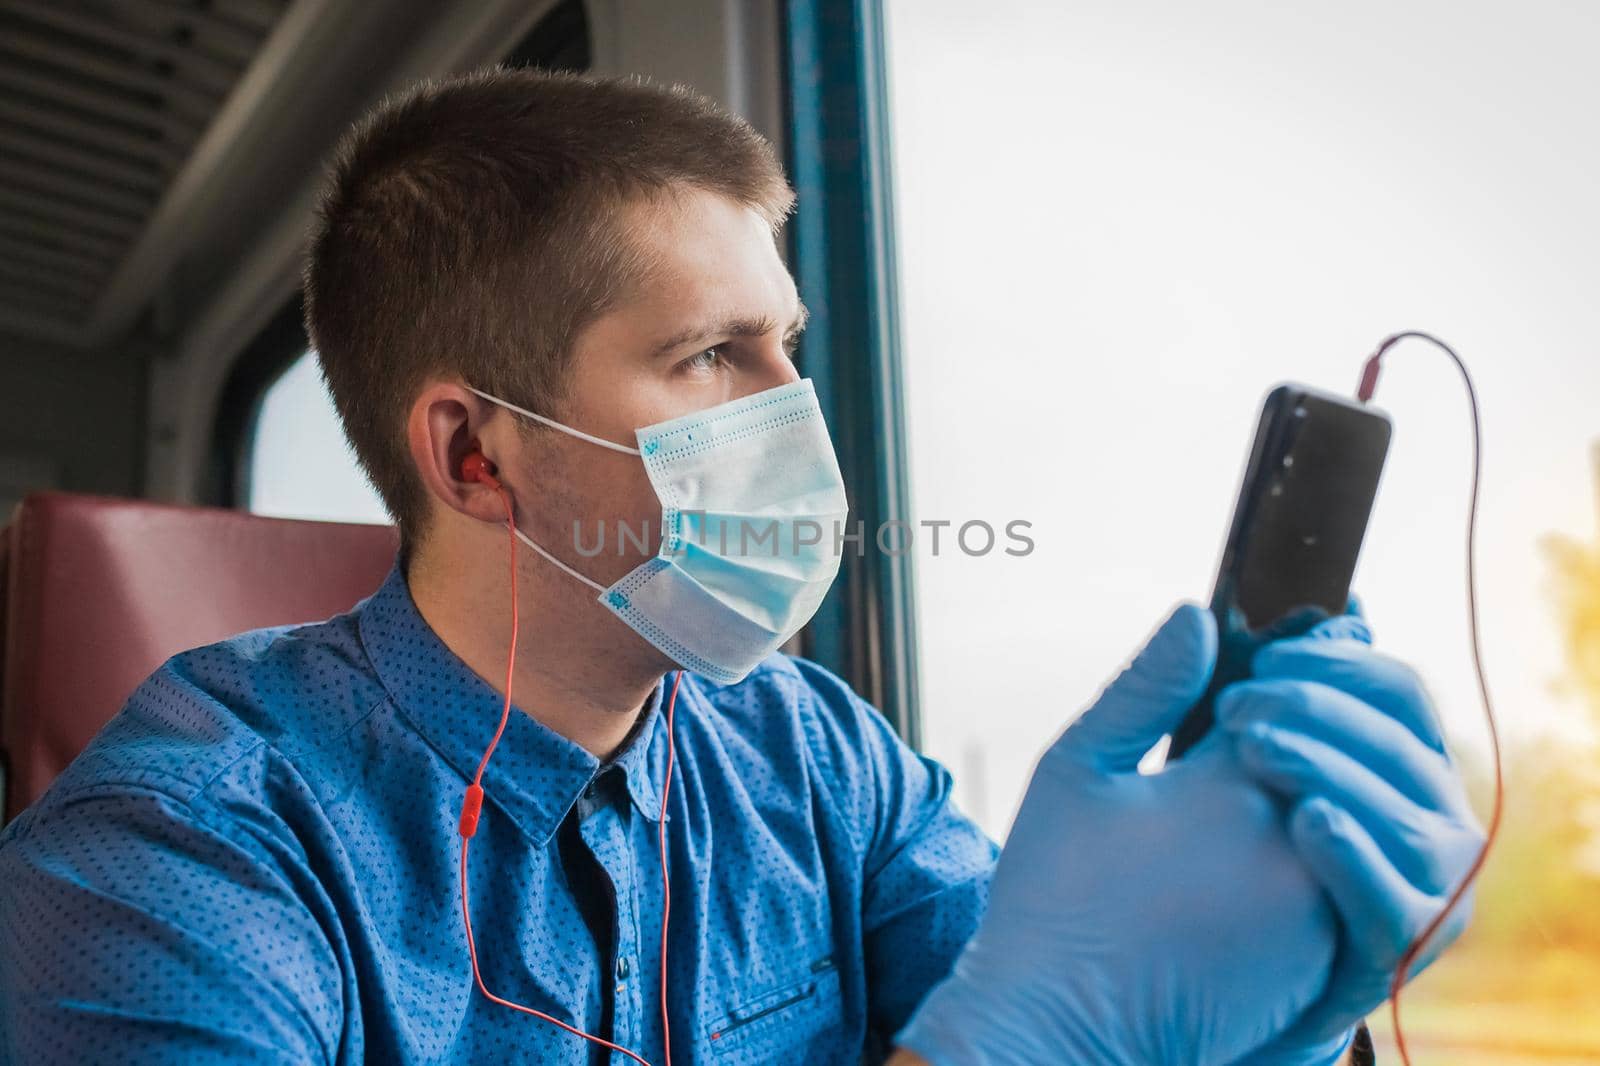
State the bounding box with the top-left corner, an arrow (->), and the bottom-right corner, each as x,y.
356,563 -> 668,847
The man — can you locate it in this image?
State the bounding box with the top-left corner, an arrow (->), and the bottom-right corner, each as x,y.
0,70 -> 1481,1064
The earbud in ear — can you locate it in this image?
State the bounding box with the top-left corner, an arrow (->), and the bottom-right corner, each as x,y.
461,450 -> 500,490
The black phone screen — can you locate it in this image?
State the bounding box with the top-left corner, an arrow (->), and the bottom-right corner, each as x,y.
1167,384 -> 1390,760
1225,388 -> 1392,630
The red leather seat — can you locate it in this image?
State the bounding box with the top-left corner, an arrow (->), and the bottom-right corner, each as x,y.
0,492 -> 398,822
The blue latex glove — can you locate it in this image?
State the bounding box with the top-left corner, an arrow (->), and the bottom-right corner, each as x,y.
1216,613 -> 1484,1061
895,605 -> 1350,1066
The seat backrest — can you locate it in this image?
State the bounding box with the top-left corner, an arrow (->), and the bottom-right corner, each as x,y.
1,492 -> 398,821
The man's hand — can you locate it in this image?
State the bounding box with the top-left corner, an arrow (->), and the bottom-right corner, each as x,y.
895,604 -> 1350,1065
1216,615 -> 1484,1061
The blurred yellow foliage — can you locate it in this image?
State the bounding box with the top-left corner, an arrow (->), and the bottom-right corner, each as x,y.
1381,442 -> 1600,1061
1544,447 -> 1600,730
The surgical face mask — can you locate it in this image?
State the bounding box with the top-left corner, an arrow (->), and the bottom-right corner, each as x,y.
466,380 -> 850,684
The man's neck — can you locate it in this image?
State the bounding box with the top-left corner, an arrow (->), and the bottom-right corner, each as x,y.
406,547 -> 661,761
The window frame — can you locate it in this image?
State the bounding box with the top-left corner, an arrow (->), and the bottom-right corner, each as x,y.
784,0 -> 923,746
208,296 -> 308,511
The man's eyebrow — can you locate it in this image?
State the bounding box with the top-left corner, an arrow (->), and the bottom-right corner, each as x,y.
650,299 -> 810,357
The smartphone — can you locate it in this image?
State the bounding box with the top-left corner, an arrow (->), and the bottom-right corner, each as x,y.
1165,384 -> 1392,760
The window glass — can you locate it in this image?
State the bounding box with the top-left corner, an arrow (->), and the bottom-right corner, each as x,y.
247,350 -> 390,524
885,1 -> 1600,1060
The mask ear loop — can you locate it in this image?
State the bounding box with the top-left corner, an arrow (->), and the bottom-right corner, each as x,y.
464,385 -> 642,456
467,385 -> 646,598
456,451 -> 681,1066
512,526 -> 606,594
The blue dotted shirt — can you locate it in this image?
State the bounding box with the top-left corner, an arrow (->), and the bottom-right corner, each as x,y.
0,564 -> 997,1064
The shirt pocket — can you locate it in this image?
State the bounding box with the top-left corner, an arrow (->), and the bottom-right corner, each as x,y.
703,956 -> 848,1063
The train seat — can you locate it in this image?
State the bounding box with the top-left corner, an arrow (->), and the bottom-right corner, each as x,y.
0,492 -> 396,823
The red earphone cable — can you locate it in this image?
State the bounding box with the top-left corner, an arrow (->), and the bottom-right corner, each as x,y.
659,669 -> 682,1063
456,464 -> 679,1066
1356,333 -> 1504,1066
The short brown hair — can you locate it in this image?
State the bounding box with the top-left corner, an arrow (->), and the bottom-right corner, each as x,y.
304,67 -> 795,552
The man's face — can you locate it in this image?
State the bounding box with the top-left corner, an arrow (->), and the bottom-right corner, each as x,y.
503,187 -> 806,590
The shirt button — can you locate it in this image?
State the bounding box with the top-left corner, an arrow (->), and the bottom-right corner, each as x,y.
616,956 -> 631,979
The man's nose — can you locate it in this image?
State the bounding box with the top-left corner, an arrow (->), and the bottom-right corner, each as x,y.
742,345 -> 802,396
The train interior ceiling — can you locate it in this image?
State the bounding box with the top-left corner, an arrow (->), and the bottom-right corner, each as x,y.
0,0 -> 785,518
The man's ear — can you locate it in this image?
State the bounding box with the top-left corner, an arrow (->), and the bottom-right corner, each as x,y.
407,382 -> 516,526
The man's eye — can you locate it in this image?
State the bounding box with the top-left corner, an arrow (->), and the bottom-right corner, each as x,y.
683,347 -> 724,371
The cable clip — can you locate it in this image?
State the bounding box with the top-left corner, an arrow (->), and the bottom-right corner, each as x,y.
459,783 -> 485,838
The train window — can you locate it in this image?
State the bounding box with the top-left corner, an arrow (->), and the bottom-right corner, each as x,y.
885,2 -> 1600,1060
246,350 -> 389,525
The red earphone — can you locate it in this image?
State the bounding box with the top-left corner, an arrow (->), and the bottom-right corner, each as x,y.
460,449 -> 501,490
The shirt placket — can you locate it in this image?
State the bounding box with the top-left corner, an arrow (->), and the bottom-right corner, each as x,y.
580,791 -> 642,1063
